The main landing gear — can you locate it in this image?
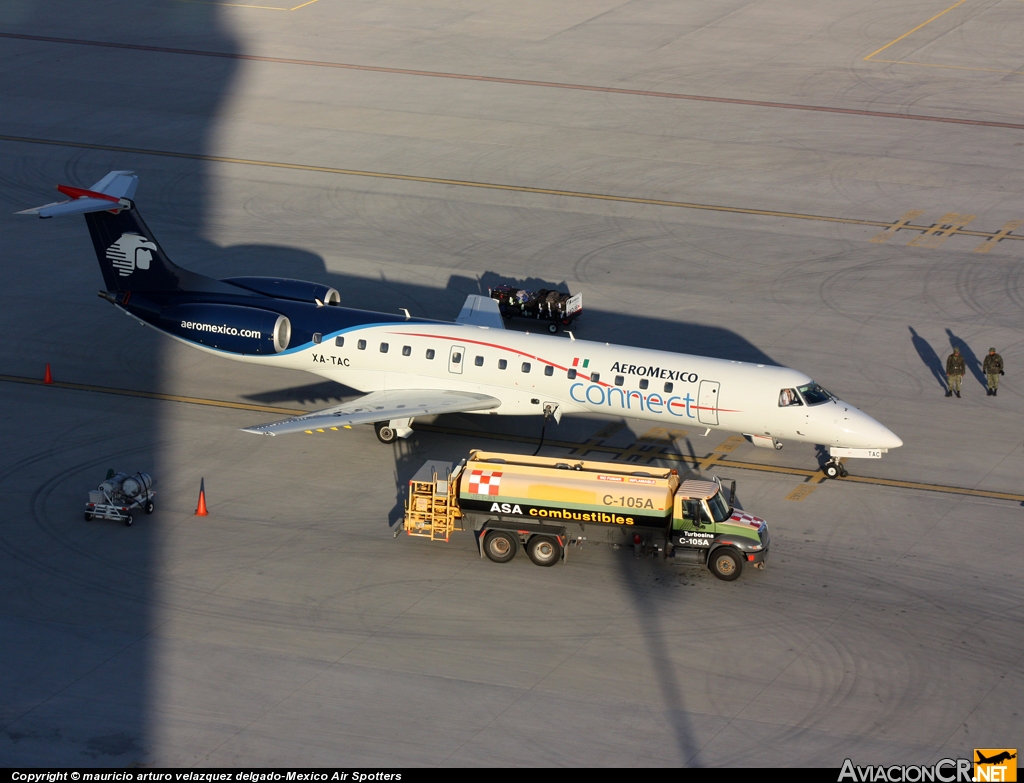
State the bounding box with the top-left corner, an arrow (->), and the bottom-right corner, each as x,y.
821,460 -> 848,479
374,418 -> 414,444
374,421 -> 398,444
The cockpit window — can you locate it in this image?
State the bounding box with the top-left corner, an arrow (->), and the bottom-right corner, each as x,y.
779,388 -> 803,407
798,382 -> 834,405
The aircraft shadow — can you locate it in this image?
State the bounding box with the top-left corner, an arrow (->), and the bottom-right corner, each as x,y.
213,245 -> 782,364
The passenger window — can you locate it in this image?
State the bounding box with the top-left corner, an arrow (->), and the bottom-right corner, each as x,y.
522,362 -> 531,373
614,375 -> 624,386
475,355 -> 484,366
402,345 -> 411,356
312,332 -> 322,344
544,365 -> 554,376
498,359 -> 507,370
567,368 -> 577,379
664,382 -> 673,393
380,342 -> 389,353
452,352 -> 462,364
357,339 -> 366,350
591,373 -> 600,383
779,388 -> 803,407
639,379 -> 649,390
426,349 -> 435,359
335,336 -> 345,348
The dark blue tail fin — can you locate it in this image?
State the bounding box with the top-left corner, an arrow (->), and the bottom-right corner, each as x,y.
85,206 -> 188,293
20,171 -> 239,295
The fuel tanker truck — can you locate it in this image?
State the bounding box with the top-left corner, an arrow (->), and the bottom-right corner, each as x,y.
402,450 -> 769,581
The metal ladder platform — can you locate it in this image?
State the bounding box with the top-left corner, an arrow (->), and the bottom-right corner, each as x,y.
403,460 -> 464,542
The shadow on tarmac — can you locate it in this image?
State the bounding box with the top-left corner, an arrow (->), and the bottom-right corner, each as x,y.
0,0 -> 240,768
945,328 -> 986,388
206,245 -> 783,363
908,326 -> 948,390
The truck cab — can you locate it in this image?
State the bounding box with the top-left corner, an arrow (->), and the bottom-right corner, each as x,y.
670,480 -> 770,581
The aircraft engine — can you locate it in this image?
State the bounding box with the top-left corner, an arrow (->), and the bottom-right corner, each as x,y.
161,303 -> 292,354
222,276 -> 341,306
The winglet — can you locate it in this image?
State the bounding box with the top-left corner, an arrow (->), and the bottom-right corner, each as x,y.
455,294 -> 504,329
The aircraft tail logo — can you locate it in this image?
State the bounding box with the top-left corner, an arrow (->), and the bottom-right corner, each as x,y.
106,233 -> 157,277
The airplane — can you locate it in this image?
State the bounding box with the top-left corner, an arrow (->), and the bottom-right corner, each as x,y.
19,171 -> 902,478
976,752 -> 1016,765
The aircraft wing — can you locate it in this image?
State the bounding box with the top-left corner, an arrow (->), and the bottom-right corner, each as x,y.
242,388 -> 502,436
456,294 -> 504,329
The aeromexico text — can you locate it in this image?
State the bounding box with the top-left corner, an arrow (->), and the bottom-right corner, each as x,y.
609,362 -> 699,383
464,499 -> 668,526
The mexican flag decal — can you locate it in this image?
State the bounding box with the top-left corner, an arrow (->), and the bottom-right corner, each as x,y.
572,357 -> 590,368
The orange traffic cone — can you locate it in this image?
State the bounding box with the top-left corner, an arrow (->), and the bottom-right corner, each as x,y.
195,478 -> 208,516
44,363 -> 53,384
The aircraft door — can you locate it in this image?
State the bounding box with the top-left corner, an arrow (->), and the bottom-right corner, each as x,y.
448,345 -> 465,374
697,380 -> 720,425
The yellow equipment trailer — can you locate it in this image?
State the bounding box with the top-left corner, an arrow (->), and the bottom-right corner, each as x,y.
403,450 -> 770,580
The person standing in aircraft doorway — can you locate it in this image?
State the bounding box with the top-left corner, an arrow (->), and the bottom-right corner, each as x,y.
946,346 -> 965,398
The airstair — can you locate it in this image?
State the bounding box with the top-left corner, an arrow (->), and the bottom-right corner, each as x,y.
403,461 -> 463,542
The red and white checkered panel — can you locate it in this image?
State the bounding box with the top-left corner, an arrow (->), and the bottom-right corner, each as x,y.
728,511 -> 764,530
468,470 -> 502,495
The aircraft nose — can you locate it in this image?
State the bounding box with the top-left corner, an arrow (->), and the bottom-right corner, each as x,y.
877,425 -> 903,450
857,409 -> 902,449
835,404 -> 903,449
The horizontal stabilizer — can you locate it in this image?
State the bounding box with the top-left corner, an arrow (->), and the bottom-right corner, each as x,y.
456,294 -> 504,329
242,388 -> 501,436
17,171 -> 138,218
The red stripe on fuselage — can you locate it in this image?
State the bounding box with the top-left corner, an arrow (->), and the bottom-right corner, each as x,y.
390,330 -> 742,414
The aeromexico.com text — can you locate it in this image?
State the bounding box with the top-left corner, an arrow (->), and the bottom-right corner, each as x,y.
181,320 -> 261,339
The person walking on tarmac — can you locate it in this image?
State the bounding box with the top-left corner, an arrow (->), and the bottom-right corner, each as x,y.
983,347 -> 1004,396
946,347 -> 966,398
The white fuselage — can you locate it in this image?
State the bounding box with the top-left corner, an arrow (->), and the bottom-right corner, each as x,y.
200,318 -> 902,452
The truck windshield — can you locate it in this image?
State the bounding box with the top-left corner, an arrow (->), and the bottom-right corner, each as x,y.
707,491 -> 732,523
797,382 -> 835,406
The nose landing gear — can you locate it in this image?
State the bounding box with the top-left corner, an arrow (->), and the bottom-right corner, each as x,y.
822,460 -> 848,479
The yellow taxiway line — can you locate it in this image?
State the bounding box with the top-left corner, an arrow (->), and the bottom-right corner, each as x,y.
0,374 -> 304,416
4,373 -> 1022,504
862,0 -> 1024,76
863,0 -> 970,62
2,134 -> 1022,246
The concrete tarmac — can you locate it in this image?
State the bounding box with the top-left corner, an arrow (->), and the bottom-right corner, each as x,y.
1,0 -> 1022,767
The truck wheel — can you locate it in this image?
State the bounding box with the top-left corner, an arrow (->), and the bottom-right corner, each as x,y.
527,536 -> 561,567
709,548 -> 742,581
547,323 -> 559,334
144,500 -> 155,514
84,512 -> 93,521
483,530 -> 517,563
124,514 -> 134,527
374,421 -> 397,444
